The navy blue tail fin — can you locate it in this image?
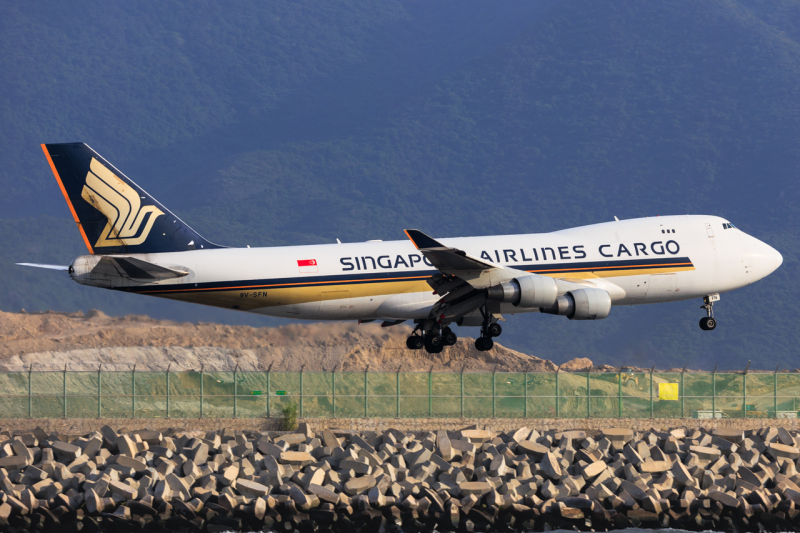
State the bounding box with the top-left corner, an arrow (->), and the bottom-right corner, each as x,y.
43,143 -> 221,254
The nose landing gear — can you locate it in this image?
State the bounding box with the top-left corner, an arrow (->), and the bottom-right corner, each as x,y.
699,294 -> 720,331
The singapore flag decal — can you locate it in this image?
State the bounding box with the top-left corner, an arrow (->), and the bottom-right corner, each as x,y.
297,259 -> 319,273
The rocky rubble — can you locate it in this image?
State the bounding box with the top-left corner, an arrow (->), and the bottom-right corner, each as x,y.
2,425 -> 800,532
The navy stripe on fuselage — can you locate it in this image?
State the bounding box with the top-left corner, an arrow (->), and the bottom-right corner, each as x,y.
119,256 -> 693,295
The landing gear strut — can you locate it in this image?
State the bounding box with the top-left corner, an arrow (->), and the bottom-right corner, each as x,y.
699,294 -> 719,331
475,305 -> 498,352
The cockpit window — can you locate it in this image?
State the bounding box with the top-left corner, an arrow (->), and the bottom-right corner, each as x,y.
722,222 -> 737,230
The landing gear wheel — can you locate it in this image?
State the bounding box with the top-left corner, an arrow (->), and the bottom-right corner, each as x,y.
406,335 -> 424,350
487,323 -> 502,338
442,328 -> 457,346
475,337 -> 494,351
424,335 -> 444,353
699,317 -> 717,331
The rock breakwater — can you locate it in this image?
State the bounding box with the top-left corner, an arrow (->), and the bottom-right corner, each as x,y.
1,424 -> 800,532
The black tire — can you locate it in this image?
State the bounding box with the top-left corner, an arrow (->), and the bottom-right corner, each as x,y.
699,317 -> 717,331
482,337 -> 494,351
443,328 -> 457,346
488,323 -> 502,338
406,335 -> 424,350
475,337 -> 486,351
424,335 -> 443,353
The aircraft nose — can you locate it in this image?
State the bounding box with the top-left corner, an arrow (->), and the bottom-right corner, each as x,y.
747,237 -> 782,280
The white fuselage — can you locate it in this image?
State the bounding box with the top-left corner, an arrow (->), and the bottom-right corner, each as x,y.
70,215 -> 782,324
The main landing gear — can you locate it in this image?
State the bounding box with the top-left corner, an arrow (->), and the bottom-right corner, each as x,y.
406,324 -> 458,353
475,307 -> 501,352
699,294 -> 719,331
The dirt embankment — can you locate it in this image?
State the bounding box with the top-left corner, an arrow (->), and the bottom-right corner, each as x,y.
0,310 -> 564,373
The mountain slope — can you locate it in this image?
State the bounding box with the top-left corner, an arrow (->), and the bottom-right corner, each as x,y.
2,0 -> 798,369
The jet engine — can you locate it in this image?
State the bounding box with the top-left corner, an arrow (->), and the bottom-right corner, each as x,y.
485,275 -> 558,308
540,288 -> 611,320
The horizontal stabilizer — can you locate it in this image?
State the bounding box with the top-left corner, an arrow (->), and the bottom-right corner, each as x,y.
97,256 -> 189,281
16,263 -> 70,271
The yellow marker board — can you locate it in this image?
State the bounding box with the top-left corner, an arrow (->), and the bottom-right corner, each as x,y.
659,383 -> 679,401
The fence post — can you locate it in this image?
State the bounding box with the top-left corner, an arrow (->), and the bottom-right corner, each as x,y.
365,365 -> 370,419
98,365 -> 102,419
649,365 -> 654,418
712,364 -> 717,418
267,362 -> 273,418
555,366 -> 560,418
618,368 -> 622,419
680,364 -> 686,419
332,368 -> 336,418
775,366 -> 779,419
132,364 -> 136,419
166,363 -> 171,419
428,367 -> 433,418
300,364 -> 305,419
28,364 -> 32,419
63,363 -> 67,418
524,371 -> 528,418
396,367 -> 400,419
492,366 -> 497,419
234,363 -> 239,419
199,364 -> 203,419
460,369 -> 464,418
743,360 -> 750,419
587,371 -> 591,418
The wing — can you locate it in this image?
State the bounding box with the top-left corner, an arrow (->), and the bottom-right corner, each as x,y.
405,229 -> 523,321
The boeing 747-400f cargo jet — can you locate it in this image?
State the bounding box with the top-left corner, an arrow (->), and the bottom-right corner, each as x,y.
21,143 -> 783,353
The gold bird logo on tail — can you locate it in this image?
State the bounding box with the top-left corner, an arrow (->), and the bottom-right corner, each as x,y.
81,158 -> 164,247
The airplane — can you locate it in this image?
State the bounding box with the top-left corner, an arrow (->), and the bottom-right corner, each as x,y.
20,143 -> 783,353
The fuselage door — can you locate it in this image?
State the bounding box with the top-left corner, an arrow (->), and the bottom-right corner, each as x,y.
705,223 -> 715,238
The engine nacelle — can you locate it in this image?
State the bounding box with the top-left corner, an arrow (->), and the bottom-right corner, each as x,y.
540,288 -> 611,320
485,275 -> 558,308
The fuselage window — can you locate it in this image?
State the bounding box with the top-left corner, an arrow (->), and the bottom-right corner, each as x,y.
723,223 -> 736,230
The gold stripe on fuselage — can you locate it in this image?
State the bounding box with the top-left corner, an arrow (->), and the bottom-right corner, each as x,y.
142,263 -> 695,311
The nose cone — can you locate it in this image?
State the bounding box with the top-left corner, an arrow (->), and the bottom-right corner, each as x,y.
747,237 -> 782,280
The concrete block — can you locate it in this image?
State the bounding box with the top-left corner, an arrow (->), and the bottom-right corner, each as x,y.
116,455 -> 146,473
602,428 -> 634,447
460,430 -> 494,443
580,460 -> 606,480
108,480 -> 137,500
405,447 -> 432,466
0,455 -> 27,470
509,427 -> 531,444
640,460 -> 670,474
340,459 -> 371,475
279,451 -> 314,467
344,475 -> 376,495
117,435 -> 137,458
518,440 -> 548,457
768,443 -> 800,460
10,440 -> 34,465
237,479 -> 269,498
540,452 -> 562,480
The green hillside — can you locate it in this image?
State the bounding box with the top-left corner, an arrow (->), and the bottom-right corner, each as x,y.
1,0 -> 797,370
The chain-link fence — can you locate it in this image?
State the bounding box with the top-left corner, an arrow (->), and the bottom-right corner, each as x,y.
0,368 -> 798,419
